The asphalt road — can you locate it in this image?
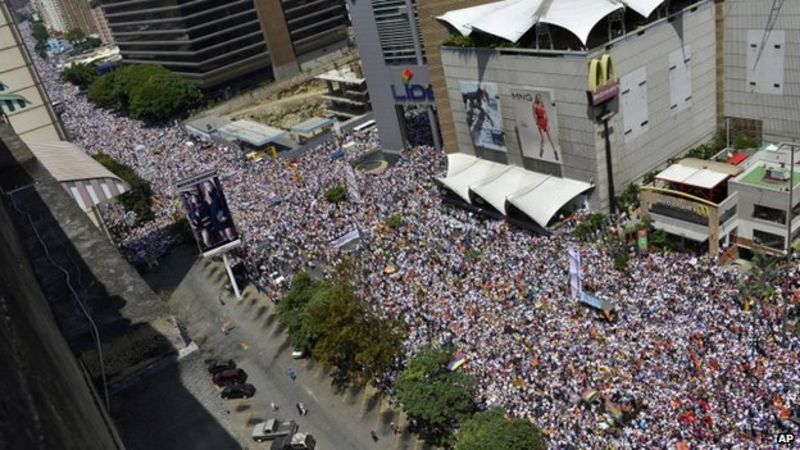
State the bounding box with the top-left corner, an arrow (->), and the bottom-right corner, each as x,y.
129,245 -> 422,450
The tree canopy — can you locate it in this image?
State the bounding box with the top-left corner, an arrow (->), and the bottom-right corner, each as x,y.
60,63 -> 97,90
277,267 -> 405,386
92,153 -> 154,222
87,65 -> 201,121
455,408 -> 547,450
395,346 -> 477,445
65,28 -> 86,44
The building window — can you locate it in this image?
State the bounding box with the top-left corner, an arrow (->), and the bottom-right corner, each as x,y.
753,229 -> 784,250
753,204 -> 786,224
668,45 -> 692,115
620,66 -> 649,141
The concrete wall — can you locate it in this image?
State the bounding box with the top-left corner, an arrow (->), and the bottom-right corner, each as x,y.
1,4 -> 65,144
723,0 -> 800,142
0,130 -> 122,450
729,180 -> 800,249
440,1 -> 717,210
601,0 -> 718,190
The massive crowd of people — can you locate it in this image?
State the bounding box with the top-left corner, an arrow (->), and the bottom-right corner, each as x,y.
22,23 -> 799,449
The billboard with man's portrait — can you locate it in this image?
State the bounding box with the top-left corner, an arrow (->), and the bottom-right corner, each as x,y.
177,170 -> 240,257
509,87 -> 561,165
459,81 -> 506,152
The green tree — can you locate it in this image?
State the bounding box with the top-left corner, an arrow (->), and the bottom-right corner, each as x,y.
31,22 -> 49,43
324,186 -> 347,203
128,69 -> 202,121
395,346 -> 477,445
277,272 -> 321,352
60,63 -> 97,90
455,408 -> 547,450
304,280 -> 405,385
65,28 -> 86,44
87,65 -> 201,120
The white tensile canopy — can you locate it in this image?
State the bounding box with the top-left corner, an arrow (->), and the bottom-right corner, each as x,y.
436,156 -> 511,203
438,154 -> 593,227
655,163 -> 730,190
507,176 -> 593,226
471,166 -> 549,214
437,0 -> 666,46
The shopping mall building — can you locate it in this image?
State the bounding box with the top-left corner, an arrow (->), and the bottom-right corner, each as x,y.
349,0 -> 800,228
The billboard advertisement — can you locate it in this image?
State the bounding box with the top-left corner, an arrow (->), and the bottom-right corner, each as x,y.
459,81 -> 506,151
177,170 -> 240,257
509,87 -> 561,164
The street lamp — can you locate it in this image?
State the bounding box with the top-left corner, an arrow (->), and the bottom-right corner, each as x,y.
784,142 -> 797,346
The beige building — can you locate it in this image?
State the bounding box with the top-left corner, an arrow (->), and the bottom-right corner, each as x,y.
1,3 -> 66,143
60,0 -> 94,34
89,5 -> 112,44
33,0 -> 68,32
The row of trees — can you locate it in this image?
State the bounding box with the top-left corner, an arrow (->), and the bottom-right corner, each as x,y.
277,260 -> 546,449
31,21 -> 49,58
85,65 -> 202,121
394,346 -> 547,449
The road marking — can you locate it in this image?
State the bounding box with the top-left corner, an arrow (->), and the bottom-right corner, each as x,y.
303,386 -> 318,401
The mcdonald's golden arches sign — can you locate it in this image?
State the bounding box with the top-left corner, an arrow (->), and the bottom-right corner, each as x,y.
587,54 -> 619,106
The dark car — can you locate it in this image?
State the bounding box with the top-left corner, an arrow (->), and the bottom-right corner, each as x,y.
221,383 -> 256,399
206,359 -> 236,374
213,368 -> 248,387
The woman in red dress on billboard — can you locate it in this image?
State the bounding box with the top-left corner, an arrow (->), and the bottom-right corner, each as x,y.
533,94 -> 558,161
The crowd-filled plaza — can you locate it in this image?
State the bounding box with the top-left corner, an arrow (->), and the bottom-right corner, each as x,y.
21,23 -> 800,449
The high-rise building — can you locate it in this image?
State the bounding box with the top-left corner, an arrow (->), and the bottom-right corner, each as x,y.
59,0 -> 94,34
98,0 -> 349,88
0,3 -> 66,143
347,0 -> 441,151
33,0 -> 69,32
89,5 -> 113,44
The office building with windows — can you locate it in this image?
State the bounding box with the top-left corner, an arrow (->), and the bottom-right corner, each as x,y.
98,0 -> 349,88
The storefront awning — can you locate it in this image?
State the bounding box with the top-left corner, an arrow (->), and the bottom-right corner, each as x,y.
438,154 -> 593,227
507,176 -> 593,226
471,166 -> 549,214
436,156 -> 510,203
656,164 -> 730,190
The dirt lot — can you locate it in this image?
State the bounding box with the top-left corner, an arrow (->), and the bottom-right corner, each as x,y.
229,79 -> 329,129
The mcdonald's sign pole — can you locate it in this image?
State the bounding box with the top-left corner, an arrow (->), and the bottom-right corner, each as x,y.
588,55 -> 620,215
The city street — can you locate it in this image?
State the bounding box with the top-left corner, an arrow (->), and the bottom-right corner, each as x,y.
123,245 -> 427,450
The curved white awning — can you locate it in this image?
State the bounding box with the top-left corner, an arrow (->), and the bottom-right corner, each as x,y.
508,176 -> 593,226
622,0 -> 666,18
470,0 -> 544,43
540,0 -> 624,45
436,157 -> 510,203
438,0 -> 641,46
471,166 -> 549,214
444,152 -> 480,177
436,1 -> 515,37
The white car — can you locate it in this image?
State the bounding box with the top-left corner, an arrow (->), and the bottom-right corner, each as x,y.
252,418 -> 298,442
270,271 -> 286,286
291,349 -> 306,359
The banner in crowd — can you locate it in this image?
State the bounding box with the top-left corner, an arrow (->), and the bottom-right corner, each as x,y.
176,170 -> 240,257
568,246 -> 582,300
331,228 -> 360,249
509,87 -> 562,164
344,166 -> 361,203
459,81 -> 506,151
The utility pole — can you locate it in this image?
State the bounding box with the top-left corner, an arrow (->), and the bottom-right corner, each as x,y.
784,142 -> 796,346
601,104 -> 617,216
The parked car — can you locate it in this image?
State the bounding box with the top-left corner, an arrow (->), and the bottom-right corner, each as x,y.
270,432 -> 316,450
252,418 -> 298,442
213,368 -> 248,387
291,349 -> 306,359
221,383 -> 256,399
206,359 -> 236,374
